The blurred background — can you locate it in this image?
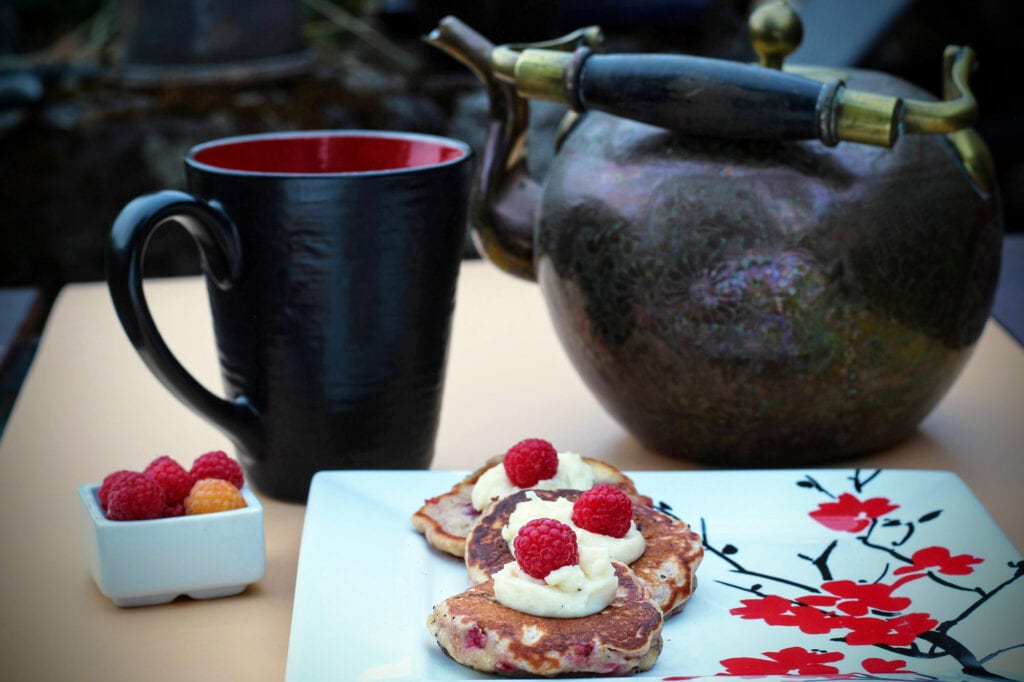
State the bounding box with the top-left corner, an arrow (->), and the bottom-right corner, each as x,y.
0,0 -> 1021,424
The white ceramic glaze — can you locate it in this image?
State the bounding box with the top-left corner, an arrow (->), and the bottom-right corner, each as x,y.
286,469 -> 1024,681
77,482 -> 265,607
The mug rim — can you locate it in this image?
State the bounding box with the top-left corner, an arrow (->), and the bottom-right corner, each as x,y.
186,129 -> 473,177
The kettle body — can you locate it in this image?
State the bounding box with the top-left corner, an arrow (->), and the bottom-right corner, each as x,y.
536,84 -> 1000,462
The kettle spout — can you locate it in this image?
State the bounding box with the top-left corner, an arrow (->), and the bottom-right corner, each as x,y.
426,17 -> 539,280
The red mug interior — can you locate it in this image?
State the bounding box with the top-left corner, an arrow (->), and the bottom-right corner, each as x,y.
191,134 -> 466,174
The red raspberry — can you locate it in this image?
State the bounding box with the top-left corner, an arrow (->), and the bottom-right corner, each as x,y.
189,450 -> 245,489
572,484 -> 634,538
143,455 -> 193,506
513,517 -> 579,579
503,438 -> 558,488
162,502 -> 185,518
105,472 -> 166,521
97,469 -> 136,511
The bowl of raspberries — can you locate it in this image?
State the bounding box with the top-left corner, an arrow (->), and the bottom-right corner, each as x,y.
77,450 -> 265,607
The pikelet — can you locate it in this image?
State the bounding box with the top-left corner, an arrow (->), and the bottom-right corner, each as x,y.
412,453 -> 650,558
465,488 -> 703,618
427,561 -> 663,677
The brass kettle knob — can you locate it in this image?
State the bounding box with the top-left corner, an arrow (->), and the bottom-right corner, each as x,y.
748,1 -> 803,70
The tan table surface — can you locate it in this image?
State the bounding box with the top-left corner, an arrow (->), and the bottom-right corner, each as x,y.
1,260 -> 1021,680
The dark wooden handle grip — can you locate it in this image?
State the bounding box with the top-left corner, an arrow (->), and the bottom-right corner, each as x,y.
578,53 -> 838,143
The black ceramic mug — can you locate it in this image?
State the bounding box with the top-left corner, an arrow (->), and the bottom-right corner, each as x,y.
108,131 -> 473,501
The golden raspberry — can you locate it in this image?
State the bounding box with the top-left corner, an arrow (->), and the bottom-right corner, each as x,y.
184,478 -> 246,515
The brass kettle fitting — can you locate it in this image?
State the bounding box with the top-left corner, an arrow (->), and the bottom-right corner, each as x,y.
748,1 -> 979,146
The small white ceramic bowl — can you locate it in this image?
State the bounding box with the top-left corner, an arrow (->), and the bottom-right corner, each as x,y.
77,482 -> 266,607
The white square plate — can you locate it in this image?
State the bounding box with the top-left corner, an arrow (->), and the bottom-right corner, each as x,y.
286,469 -> 1024,681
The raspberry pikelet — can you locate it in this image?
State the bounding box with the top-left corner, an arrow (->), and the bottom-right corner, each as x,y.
465,488 -> 703,618
429,516 -> 664,678
412,440 -> 650,558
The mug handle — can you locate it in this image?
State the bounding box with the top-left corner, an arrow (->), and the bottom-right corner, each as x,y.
107,190 -> 262,455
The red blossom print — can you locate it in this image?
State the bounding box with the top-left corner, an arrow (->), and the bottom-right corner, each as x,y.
705,471 -> 1021,680
720,646 -> 844,675
728,594 -> 939,650
809,493 -> 899,532
729,595 -> 842,634
818,580 -> 913,616
843,612 -> 938,646
863,657 -> 914,674
894,546 -> 984,576
797,594 -> 843,607
729,594 -> 793,623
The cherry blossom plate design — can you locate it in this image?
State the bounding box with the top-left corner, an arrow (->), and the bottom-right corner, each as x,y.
285,469 -> 1024,681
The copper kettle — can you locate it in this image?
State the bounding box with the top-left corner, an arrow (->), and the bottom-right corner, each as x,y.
428,2 -> 1002,465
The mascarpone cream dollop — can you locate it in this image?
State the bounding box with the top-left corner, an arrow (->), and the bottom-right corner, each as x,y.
471,452 -> 595,511
501,492 -> 645,565
492,545 -> 618,618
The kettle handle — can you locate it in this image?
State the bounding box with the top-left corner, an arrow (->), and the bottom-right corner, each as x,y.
494,43 -> 980,150
486,1 -> 980,150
